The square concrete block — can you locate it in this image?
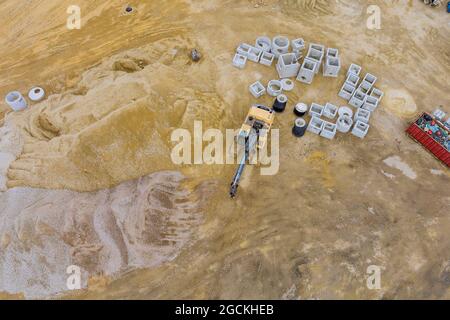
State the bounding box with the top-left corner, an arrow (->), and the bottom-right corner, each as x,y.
236,43 -> 252,56
339,82 -> 356,100
323,56 -> 340,77
358,80 -> 372,94
349,89 -> 366,108
309,103 -> 324,118
327,48 -> 339,58
276,53 -> 301,78
233,53 -> 247,69
370,88 -> 384,101
292,38 -> 305,52
352,120 -> 370,139
323,103 -> 338,119
307,116 -> 325,135
307,47 -> 323,60
432,108 -> 446,121
363,73 -> 377,86
320,121 -> 337,139
347,63 -> 362,77
297,58 -> 317,84
355,108 -> 371,123
247,46 -> 263,63
249,81 -> 266,98
362,95 -> 379,112
306,47 -> 324,73
260,51 -> 275,66
310,43 -> 325,54
346,73 -> 360,87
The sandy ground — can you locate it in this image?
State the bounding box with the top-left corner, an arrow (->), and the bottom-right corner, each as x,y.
0,0 -> 449,299
0,171 -> 213,298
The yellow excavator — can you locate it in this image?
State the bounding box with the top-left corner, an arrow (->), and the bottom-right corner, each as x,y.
230,104 -> 275,198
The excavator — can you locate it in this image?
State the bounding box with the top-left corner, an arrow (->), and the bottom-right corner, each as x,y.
229,104 -> 275,198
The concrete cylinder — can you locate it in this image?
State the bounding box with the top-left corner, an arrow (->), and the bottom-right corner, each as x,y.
272,36 -> 290,58
337,115 -> 353,133
272,94 -> 287,113
255,36 -> 271,52
338,106 -> 353,118
5,91 -> 27,111
28,87 -> 45,102
292,118 -> 307,137
267,80 -> 282,97
294,103 -> 308,117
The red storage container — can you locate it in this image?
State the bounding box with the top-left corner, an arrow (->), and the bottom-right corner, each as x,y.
406,113 -> 450,167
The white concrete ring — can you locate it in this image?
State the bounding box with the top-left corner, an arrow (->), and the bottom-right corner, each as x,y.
267,80 -> 283,97
5,91 -> 27,111
272,36 -> 290,58
255,36 -> 271,52
281,79 -> 294,91
338,106 -> 353,118
337,115 -> 353,133
295,118 -> 306,127
28,87 -> 45,102
294,103 -> 308,115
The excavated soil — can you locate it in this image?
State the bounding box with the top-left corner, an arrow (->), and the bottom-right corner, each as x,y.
0,0 -> 449,299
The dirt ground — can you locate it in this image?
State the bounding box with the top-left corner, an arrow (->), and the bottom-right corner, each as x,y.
0,0 -> 449,299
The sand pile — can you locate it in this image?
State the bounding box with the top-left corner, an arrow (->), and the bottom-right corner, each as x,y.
0,171 -> 214,298
5,37 -> 229,191
0,120 -> 23,191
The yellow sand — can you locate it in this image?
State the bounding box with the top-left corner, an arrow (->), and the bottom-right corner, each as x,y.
0,0 -> 449,299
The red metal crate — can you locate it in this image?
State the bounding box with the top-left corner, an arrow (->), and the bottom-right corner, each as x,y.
406,113 -> 450,167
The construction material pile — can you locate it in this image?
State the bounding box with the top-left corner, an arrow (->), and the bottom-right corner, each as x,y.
232,35 -> 383,141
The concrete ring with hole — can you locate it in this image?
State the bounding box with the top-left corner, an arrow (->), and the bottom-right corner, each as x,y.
280,79 -> 294,91
267,80 -> 283,97
338,106 -> 353,118
271,36 -> 290,58
5,91 -> 28,111
337,115 -> 353,133
28,87 -> 45,102
255,36 -> 272,52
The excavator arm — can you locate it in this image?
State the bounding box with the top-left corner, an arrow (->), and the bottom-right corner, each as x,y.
229,128 -> 258,198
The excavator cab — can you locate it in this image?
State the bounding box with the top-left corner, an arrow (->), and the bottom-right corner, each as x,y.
230,104 -> 275,198
237,104 -> 275,148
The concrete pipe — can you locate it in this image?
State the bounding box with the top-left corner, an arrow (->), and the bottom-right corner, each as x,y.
294,103 -> 308,117
255,36 -> 272,52
5,91 -> 27,111
28,87 -> 45,102
267,80 -> 283,97
337,115 -> 353,133
338,106 -> 353,118
272,36 -> 290,58
281,78 -> 294,91
292,118 -> 307,137
272,94 -> 287,113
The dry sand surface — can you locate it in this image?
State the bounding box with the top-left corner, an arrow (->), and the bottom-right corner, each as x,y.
0,0 -> 449,299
